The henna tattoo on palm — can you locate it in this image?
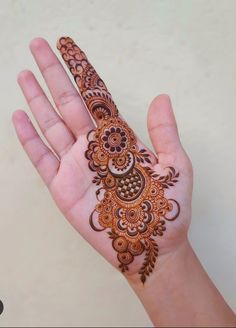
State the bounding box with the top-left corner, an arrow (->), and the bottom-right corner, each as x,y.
57,37 -> 180,283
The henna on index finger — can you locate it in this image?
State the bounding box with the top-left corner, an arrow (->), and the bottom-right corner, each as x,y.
57,37 -> 180,284
57,37 -> 118,125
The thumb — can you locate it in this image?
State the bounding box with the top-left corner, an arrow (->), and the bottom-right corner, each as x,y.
147,94 -> 182,155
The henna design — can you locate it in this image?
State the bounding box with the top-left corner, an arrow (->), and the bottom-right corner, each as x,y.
57,37 -> 180,283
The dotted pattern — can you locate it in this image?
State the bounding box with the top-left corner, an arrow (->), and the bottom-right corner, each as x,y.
117,169 -> 144,201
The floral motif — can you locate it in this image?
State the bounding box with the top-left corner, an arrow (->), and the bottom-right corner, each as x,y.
57,36 -> 180,283
101,127 -> 128,154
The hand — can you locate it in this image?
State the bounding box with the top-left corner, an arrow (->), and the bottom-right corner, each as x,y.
13,37 -> 192,284
13,38 -> 236,327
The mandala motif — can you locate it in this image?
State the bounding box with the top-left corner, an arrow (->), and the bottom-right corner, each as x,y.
57,37 -> 180,283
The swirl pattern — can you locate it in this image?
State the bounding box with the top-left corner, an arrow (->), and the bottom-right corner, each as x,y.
57,37 -> 180,283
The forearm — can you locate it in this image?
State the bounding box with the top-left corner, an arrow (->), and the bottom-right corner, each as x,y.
127,239 -> 236,327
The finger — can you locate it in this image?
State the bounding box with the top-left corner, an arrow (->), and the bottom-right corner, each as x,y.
57,37 -> 157,166
30,38 -> 94,137
12,110 -> 59,187
18,70 -> 75,158
57,37 -> 119,125
147,94 -> 182,154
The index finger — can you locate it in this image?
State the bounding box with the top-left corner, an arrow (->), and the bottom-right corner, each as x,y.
57,37 -> 119,126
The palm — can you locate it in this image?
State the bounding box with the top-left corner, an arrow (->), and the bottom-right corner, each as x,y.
55,140 -> 191,263
13,37 -> 192,282
50,135 -> 94,214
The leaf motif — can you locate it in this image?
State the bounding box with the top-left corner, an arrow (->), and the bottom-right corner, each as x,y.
139,238 -> 158,284
108,230 -> 118,240
141,275 -> 146,284
168,166 -> 175,174
145,157 -> 151,164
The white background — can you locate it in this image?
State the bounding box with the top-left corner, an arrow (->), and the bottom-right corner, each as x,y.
0,0 -> 236,326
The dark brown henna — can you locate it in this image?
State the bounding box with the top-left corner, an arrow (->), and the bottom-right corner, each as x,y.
57,37 -> 118,125
57,37 -> 180,283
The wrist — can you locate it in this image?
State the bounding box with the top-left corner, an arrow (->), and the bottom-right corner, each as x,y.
126,238 -> 236,327
125,239 -> 191,326
126,237 -> 191,289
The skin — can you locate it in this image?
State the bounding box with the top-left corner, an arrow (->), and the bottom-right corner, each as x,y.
12,37 -> 236,327
56,37 -> 181,283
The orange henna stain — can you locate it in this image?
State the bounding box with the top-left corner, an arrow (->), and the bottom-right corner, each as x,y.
57,37 -> 180,283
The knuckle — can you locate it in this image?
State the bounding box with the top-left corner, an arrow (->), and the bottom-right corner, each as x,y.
56,90 -> 78,107
148,122 -> 177,133
34,151 -> 49,169
42,117 -> 61,134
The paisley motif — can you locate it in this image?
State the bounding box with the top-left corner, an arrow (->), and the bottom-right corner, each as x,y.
57,37 -> 180,283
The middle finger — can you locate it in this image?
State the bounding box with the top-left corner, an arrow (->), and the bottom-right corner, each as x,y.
30,38 -> 94,137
